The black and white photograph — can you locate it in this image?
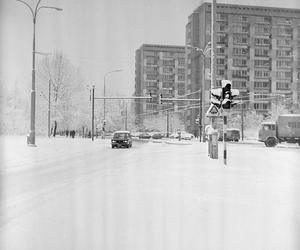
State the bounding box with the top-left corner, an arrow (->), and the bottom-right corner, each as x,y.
1,0 -> 300,249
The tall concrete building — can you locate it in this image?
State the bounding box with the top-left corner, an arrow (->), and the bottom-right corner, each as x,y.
135,44 -> 186,130
186,2 -> 300,134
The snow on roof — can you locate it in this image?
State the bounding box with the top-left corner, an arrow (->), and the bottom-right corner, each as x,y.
279,114 -> 300,117
113,130 -> 130,134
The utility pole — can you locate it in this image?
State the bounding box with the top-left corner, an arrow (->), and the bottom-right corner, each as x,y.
223,112 -> 228,165
92,85 -> 95,141
210,0 -> 217,131
241,105 -> 244,141
167,109 -> 170,138
125,102 -> 128,130
48,79 -> 51,138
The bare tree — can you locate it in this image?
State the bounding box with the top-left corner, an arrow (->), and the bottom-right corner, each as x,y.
36,52 -> 89,135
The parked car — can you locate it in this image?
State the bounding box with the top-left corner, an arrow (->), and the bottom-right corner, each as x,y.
111,131 -> 132,148
218,128 -> 240,142
138,132 -> 151,139
151,132 -> 164,139
180,132 -> 194,140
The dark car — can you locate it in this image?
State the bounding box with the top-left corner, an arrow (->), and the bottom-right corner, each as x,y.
151,132 -> 164,139
111,131 -> 132,148
218,128 -> 240,142
138,132 -> 151,139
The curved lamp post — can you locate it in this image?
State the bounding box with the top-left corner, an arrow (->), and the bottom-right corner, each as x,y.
16,0 -> 62,146
186,42 -> 211,142
103,69 -> 122,121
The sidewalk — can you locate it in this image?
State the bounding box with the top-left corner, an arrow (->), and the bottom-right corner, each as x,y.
1,136 -> 108,174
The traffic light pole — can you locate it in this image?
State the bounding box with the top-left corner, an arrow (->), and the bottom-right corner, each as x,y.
223,112 -> 227,165
91,85 -> 95,141
166,109 -> 170,138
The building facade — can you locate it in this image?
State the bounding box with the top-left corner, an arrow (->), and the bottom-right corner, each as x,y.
134,44 -> 186,130
186,2 -> 300,133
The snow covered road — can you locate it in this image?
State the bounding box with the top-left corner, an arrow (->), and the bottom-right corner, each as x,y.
1,136 -> 300,250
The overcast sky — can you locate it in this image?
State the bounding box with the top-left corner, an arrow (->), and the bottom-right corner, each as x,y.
1,0 -> 299,96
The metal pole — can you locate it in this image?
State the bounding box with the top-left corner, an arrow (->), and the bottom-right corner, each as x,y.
92,86 -> 95,141
223,114 -> 227,165
48,79 -> 51,138
28,17 -> 36,145
103,76 -> 106,121
241,106 -> 244,141
200,55 -> 206,142
211,0 -> 217,90
125,103 -> 128,130
167,110 -> 169,138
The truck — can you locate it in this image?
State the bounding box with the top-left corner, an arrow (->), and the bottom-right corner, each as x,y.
258,114 -> 300,147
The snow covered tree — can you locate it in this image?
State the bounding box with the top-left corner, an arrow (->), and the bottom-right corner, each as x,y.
36,52 -> 89,135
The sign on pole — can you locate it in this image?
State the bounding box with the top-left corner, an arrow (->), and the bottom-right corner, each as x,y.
206,104 -> 220,117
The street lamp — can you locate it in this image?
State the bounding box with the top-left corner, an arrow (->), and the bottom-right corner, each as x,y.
103,69 -> 122,121
16,0 -> 62,146
186,43 -> 211,142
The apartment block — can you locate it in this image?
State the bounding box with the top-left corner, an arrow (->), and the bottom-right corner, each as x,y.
135,44 -> 186,128
186,2 -> 300,134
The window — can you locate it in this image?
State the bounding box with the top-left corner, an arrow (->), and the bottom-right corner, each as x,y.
145,82 -> 158,88
162,82 -> 173,88
163,67 -> 173,73
217,13 -> 228,21
217,34 -> 227,44
254,16 -> 271,23
288,122 -> 300,129
163,60 -> 175,66
233,35 -> 248,44
254,103 -> 270,110
254,59 -> 270,67
276,71 -> 292,78
255,38 -> 270,46
255,48 -> 269,57
232,80 -> 247,88
177,68 -> 185,74
262,124 -> 275,131
276,50 -> 292,57
217,69 -> 225,76
178,58 -> 185,66
277,27 -> 292,36
276,60 -> 292,68
254,81 -> 270,89
232,24 -> 249,33
276,82 -> 290,90
146,57 -> 157,65
254,93 -> 268,99
255,24 -> 270,35
233,48 -> 248,55
217,47 -> 225,54
178,75 -> 185,81
233,58 -> 247,67
254,70 -> 270,78
161,75 -> 174,81
277,39 -> 291,46
232,70 -> 248,78
146,74 -> 157,80
217,58 -> 225,65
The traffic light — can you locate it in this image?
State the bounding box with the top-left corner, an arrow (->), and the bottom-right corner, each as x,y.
158,94 -> 163,104
221,80 -> 232,109
149,92 -> 153,102
210,88 -> 222,109
221,80 -> 239,109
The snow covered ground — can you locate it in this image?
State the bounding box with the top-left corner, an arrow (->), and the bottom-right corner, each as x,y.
0,136 -> 300,250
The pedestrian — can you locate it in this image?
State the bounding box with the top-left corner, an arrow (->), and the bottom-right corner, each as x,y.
66,129 -> 69,137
